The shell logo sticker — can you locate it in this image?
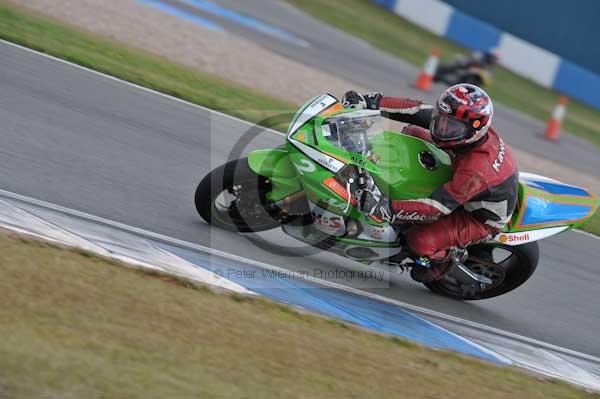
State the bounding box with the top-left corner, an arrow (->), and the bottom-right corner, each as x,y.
499,232 -> 531,243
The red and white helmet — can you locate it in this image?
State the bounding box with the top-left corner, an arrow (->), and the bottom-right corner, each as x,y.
430,83 -> 493,149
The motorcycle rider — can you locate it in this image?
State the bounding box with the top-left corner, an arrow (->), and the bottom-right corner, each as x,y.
435,51 -> 498,86
341,84 -> 519,283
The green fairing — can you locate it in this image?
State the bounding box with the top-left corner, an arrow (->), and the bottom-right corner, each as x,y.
306,111 -> 450,199
247,146 -> 302,201
368,132 -> 452,199
309,111 -> 452,199
248,108 -> 454,229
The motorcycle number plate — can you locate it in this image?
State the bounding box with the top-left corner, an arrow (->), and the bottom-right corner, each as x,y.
310,203 -> 346,236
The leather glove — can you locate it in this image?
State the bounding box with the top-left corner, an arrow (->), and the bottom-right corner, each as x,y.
355,190 -> 396,224
341,91 -> 383,110
355,189 -> 379,215
355,189 -> 398,224
355,187 -> 393,212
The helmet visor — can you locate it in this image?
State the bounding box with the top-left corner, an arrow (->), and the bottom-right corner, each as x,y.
430,114 -> 468,141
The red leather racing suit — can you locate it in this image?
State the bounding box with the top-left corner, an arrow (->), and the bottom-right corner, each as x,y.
379,97 -> 519,260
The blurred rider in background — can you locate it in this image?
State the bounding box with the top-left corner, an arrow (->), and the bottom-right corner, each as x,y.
445,51 -> 498,72
341,84 -> 518,283
435,51 -> 498,86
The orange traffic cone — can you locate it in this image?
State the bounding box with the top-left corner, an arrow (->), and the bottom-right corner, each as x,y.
413,48 -> 440,92
544,96 -> 568,141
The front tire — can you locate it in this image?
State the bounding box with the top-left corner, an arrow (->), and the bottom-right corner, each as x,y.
424,241 -> 539,300
195,158 -> 281,232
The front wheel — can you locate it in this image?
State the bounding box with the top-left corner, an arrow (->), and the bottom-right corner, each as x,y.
424,241 -> 539,300
195,158 -> 282,232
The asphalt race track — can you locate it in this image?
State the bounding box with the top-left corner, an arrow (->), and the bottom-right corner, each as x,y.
1,41 -> 599,358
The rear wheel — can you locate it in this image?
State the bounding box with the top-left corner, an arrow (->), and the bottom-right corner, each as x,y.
195,158 -> 281,232
424,241 -> 539,300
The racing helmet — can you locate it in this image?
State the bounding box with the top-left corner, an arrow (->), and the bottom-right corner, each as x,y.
430,83 -> 493,149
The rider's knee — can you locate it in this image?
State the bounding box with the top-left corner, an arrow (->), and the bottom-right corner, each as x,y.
406,228 -> 438,258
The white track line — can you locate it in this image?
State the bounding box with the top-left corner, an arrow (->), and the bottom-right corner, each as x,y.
573,228 -> 600,240
1,188 -> 598,365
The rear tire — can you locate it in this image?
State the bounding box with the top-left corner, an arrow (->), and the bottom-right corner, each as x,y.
195,158 -> 281,232
424,241 -> 539,300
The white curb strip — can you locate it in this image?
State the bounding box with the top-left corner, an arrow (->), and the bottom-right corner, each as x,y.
0,198 -> 251,294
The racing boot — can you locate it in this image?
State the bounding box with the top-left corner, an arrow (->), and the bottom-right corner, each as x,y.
410,257 -> 448,283
410,248 -> 467,283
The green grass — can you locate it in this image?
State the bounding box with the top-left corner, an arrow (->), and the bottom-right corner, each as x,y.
0,232 -> 596,398
0,3 -> 294,126
0,3 -> 598,235
287,0 -> 600,148
581,211 -> 600,236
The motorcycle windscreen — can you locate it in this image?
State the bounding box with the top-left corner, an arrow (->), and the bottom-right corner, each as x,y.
510,177 -> 597,230
321,110 -> 382,154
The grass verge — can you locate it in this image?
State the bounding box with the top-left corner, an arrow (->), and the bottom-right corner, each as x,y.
0,2 -> 294,126
581,211 -> 600,236
0,3 -> 598,235
286,0 -> 600,148
0,232 -> 596,398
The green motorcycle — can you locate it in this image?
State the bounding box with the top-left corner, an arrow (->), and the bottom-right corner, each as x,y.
196,94 -> 598,300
